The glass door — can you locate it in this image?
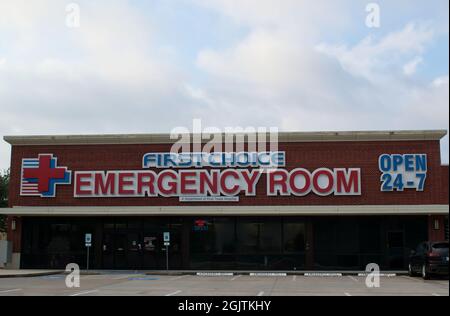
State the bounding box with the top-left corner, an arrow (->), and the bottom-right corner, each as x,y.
143,221 -> 164,269
127,232 -> 143,270
283,220 -> 307,270
114,233 -> 127,269
166,223 -> 183,270
102,232 -> 114,269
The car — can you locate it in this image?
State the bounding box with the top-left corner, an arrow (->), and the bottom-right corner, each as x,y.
409,241 -> 449,280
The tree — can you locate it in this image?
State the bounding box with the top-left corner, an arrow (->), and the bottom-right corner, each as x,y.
0,169 -> 9,233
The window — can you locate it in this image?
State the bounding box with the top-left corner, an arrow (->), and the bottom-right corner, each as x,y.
237,221 -> 259,253
359,220 -> 381,253
388,232 -> 404,248
191,218 -> 215,253
128,219 -> 142,230
283,222 -> 305,253
213,218 -> 235,254
104,222 -> 115,230
259,221 -> 282,253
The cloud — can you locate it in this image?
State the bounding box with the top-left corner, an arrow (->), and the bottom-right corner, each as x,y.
192,6 -> 448,160
316,23 -> 434,81
433,75 -> 450,87
0,0 -> 195,169
403,56 -> 423,76
197,30 -> 317,90
190,0 -> 350,30
0,0 -> 448,170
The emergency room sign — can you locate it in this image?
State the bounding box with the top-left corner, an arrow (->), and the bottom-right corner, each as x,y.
73,167 -> 361,198
19,152 -> 366,199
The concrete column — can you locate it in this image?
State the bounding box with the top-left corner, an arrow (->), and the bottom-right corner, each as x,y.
6,216 -> 22,269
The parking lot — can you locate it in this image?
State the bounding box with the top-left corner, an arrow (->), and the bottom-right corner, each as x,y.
0,273 -> 448,296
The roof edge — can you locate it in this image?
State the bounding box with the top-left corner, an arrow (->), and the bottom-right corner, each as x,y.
3,130 -> 448,146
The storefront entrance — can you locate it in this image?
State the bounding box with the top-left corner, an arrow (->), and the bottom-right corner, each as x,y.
101,218 -> 184,270
98,217 -> 308,270
20,216 -> 428,271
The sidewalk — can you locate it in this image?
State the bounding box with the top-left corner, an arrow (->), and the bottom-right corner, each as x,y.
0,269 -> 409,278
0,269 -> 63,278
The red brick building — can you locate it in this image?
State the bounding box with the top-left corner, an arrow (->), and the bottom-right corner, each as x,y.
2,130 -> 448,270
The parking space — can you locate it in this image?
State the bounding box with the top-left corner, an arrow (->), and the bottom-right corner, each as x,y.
0,273 -> 448,296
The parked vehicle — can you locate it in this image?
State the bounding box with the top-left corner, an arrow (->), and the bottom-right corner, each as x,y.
409,241 -> 449,279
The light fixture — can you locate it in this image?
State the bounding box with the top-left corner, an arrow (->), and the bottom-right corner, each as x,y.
434,219 -> 440,230
11,219 -> 16,231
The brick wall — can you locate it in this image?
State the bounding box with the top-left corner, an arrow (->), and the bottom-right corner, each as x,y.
8,140 -> 449,207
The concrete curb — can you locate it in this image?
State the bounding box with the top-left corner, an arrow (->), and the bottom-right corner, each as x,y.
144,271 -> 409,277
0,270 -> 409,278
0,271 -> 64,279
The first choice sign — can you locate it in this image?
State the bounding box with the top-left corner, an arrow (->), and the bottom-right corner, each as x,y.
74,151 -> 361,198
19,151 -> 363,198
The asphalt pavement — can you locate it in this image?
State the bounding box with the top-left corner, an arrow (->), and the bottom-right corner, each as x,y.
0,272 -> 448,296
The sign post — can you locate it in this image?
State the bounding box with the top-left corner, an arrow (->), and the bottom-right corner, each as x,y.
85,233 -> 92,272
163,232 -> 170,271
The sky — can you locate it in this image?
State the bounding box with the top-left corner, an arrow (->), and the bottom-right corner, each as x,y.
0,0 -> 448,170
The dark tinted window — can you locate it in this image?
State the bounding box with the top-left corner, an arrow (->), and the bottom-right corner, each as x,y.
128,219 -> 142,230
115,221 -> 127,230
190,218 -> 214,253
259,221 -> 282,252
104,222 -> 115,230
388,232 -> 404,248
237,221 -> 259,253
359,220 -> 381,252
214,218 -> 235,253
284,222 -> 305,252
336,221 -> 358,253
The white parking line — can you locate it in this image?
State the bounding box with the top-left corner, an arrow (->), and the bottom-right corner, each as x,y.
231,275 -> 241,281
70,290 -> 99,296
166,290 -> 182,296
113,275 -> 136,280
432,293 -> 441,296
250,273 -> 287,277
257,291 -> 265,296
344,292 -> 352,296
197,272 -> 234,277
292,275 -> 297,281
347,276 -> 359,283
170,275 -> 189,281
82,275 -> 106,280
401,276 -> 423,283
0,289 -> 22,294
